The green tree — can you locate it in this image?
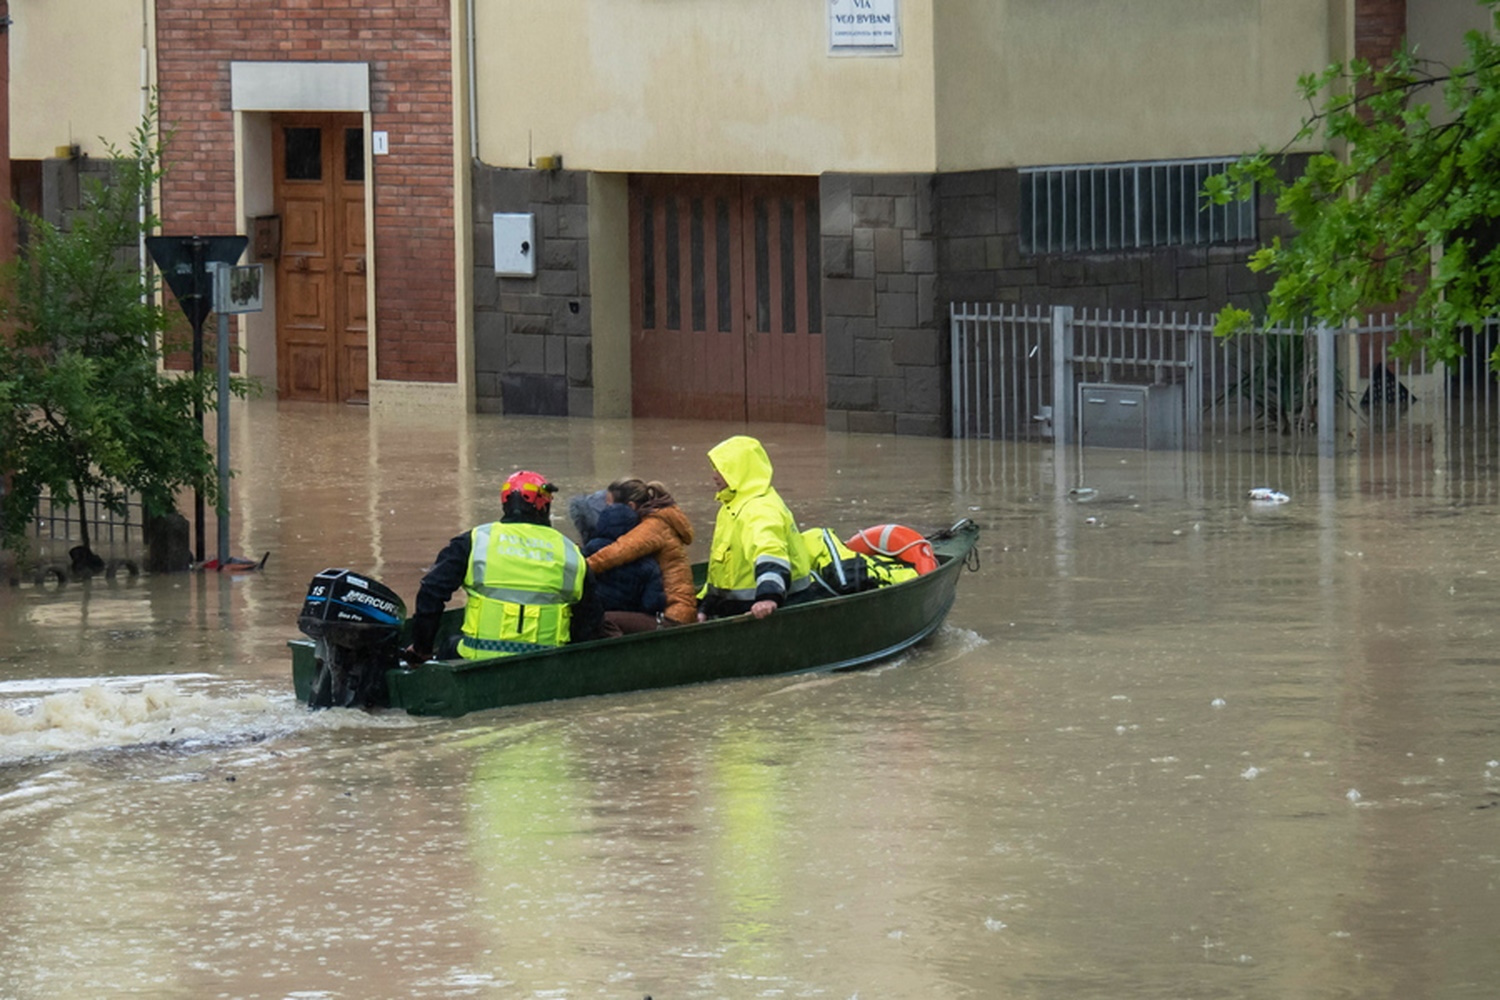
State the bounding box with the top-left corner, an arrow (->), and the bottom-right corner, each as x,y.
1207,4 -> 1500,364
0,106 -> 253,563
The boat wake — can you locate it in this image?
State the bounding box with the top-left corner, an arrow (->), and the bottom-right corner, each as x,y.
0,675 -> 417,765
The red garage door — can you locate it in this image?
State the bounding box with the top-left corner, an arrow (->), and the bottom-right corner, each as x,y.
629,175 -> 824,423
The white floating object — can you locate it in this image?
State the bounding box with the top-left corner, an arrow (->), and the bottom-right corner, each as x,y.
1248,488 -> 1290,504
1241,766 -> 1260,779
1211,697 -> 1226,708
1346,788 -> 1361,803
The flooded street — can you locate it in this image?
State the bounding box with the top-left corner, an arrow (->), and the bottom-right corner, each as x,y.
2,400 -> 1497,999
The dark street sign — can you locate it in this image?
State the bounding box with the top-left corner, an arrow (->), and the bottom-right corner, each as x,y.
144,234 -> 250,565
146,235 -> 249,328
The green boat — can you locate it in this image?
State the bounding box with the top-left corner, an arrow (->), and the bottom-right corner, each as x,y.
290,519 -> 980,718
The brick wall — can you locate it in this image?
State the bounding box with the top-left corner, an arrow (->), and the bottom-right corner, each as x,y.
154,0 -> 455,383
471,166 -> 593,416
1356,0 -> 1407,65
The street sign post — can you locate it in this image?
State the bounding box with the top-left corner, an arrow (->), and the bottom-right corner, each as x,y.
208,263 -> 263,566
145,235 -> 250,564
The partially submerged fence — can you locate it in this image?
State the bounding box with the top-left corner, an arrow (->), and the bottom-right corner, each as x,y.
30,488 -> 146,551
950,304 -> 1500,479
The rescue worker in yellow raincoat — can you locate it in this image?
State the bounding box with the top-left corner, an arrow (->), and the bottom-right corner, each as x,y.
698,435 -> 813,621
406,470 -> 603,661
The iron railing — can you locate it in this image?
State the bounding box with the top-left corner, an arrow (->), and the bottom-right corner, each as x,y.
951,304 -> 1500,488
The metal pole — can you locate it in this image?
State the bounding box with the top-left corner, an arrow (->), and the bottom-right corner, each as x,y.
215,278 -> 231,567
190,238 -> 206,565
1317,324 -> 1336,458
1052,305 -> 1074,450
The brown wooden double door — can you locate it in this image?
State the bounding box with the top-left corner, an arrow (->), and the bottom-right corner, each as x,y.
629,175 -> 824,423
273,114 -> 368,403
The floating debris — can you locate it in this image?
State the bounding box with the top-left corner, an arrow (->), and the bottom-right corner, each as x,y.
1248,488 -> 1290,504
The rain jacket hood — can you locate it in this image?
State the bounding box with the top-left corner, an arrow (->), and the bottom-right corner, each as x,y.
709,435 -> 774,505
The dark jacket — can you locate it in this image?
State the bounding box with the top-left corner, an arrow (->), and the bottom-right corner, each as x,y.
583,504 -> 667,615
584,502 -> 697,624
410,511 -> 603,658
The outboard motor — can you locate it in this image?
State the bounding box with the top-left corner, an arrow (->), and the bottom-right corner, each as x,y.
297,568 -> 407,710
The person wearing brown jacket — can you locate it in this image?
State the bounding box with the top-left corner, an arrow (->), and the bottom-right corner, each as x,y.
584,478 -> 697,631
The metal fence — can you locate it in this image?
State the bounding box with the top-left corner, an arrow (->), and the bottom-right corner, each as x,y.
951,303 -> 1500,492
30,488 -> 146,550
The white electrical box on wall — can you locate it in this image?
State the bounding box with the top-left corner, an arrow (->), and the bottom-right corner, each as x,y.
493,213 -> 536,277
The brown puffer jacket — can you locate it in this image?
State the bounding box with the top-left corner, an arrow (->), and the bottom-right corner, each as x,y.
584,504 -> 697,623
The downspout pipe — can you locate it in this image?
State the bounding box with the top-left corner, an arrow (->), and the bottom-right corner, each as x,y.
139,0 -> 150,284
0,1 -> 14,266
467,0 -> 478,162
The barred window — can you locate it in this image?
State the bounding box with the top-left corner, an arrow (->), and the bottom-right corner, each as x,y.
1019,158 -> 1255,254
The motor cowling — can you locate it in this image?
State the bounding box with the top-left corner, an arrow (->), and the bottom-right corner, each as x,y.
297,568 -> 407,710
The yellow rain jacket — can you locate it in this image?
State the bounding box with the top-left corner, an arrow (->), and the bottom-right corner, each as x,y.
458,521 -> 586,658
703,436 -> 812,615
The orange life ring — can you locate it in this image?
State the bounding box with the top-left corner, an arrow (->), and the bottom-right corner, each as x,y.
845,524 -> 938,575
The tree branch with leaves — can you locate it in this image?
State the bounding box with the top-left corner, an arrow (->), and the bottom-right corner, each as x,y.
1206,4 -> 1500,366
0,101 -> 256,563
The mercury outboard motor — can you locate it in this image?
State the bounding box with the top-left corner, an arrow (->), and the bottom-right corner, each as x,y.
297,568 -> 407,710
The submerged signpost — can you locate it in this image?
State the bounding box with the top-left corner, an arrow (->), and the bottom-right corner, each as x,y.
209,261 -> 264,565
144,235 -> 253,566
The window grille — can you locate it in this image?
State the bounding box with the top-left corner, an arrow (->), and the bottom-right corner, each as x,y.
1019,158 -> 1255,254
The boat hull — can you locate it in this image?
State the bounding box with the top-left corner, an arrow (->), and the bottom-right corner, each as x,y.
290,521 -> 978,718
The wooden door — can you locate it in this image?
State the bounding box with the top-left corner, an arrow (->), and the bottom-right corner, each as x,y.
274,115 -> 367,402
629,175 -> 823,423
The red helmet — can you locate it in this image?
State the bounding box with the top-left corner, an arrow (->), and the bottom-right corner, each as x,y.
501,470 -> 557,511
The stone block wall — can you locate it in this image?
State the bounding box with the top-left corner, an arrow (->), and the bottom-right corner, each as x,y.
821,160 -> 1302,437
820,173 -> 944,436
933,163 -> 1301,321
471,166 -> 593,416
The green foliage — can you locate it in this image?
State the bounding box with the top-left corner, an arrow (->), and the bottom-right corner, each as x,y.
0,103 -> 254,558
1206,4 -> 1500,365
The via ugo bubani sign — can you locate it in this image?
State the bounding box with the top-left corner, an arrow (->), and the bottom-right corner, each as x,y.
829,0 -> 899,52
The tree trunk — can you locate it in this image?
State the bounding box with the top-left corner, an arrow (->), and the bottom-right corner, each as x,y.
72,478 -> 92,554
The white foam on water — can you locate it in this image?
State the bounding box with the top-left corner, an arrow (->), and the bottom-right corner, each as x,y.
0,673 -> 216,696
0,677 -> 418,764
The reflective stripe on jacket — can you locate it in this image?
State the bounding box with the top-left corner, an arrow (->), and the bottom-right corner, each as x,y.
802,527 -> 920,595
459,521 -> 585,658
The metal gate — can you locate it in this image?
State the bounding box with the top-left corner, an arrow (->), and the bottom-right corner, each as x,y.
951,304 -> 1500,473
629,175 -> 824,423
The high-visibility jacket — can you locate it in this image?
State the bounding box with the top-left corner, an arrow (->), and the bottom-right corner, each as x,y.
703,436 -> 812,613
458,521 -> 586,658
801,527 -> 919,596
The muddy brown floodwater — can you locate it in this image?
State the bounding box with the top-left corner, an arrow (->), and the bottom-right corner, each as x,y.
1,399 -> 1497,999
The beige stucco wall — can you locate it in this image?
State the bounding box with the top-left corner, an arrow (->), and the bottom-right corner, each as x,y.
473,0 -> 939,174
9,0 -> 149,159
1409,0 -> 1494,76
933,0 -> 1336,170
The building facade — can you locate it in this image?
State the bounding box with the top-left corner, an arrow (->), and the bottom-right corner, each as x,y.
7,0 -> 1481,435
